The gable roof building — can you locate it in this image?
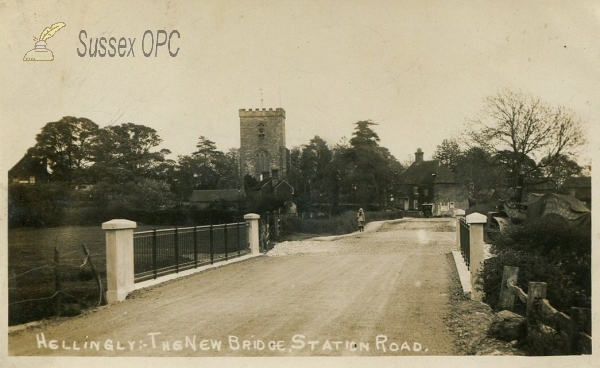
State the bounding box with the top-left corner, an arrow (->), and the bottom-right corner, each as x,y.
397,148 -> 468,216
8,151 -> 51,185
562,176 -> 591,207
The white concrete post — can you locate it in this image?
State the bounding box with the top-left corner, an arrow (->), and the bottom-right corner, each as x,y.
244,213 -> 260,255
466,212 -> 487,301
102,219 -> 137,303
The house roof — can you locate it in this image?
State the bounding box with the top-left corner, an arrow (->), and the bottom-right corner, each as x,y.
189,189 -> 245,203
398,159 -> 457,185
253,176 -> 273,191
274,180 -> 294,194
8,151 -> 50,179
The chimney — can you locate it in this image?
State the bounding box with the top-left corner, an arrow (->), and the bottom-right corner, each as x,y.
271,169 -> 279,183
415,148 -> 424,164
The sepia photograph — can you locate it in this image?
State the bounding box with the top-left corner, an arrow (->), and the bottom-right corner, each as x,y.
1,1 -> 598,367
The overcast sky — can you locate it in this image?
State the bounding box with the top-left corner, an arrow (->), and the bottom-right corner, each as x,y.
1,0 -> 598,170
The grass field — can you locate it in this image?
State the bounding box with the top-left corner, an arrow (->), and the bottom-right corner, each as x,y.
8,225 -> 170,326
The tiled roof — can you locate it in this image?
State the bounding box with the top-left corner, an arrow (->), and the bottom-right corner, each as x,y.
398,160 -> 457,184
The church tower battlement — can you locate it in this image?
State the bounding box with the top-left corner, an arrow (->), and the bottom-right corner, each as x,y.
239,108 -> 289,180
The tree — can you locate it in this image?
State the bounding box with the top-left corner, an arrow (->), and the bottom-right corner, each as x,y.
91,123 -> 170,183
298,136 -> 334,204
171,138 -> 240,202
433,139 -> 462,173
32,116 -> 100,182
346,120 -> 402,209
540,154 -> 583,190
455,147 -> 506,204
468,90 -> 586,195
214,148 -> 241,189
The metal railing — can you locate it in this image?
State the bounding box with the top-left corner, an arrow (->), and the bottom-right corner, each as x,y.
459,218 -> 471,269
133,222 -> 249,283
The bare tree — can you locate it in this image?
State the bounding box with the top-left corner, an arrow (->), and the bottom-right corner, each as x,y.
468,90 -> 586,192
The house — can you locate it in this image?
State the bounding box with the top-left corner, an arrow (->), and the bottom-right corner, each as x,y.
8,152 -> 51,185
188,189 -> 246,209
252,169 -> 294,203
562,176 -> 591,208
397,148 -> 468,216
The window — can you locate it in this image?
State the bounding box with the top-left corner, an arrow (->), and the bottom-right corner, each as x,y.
424,188 -> 428,196
29,176 -> 35,184
413,186 -> 418,195
258,123 -> 265,138
413,200 -> 418,209
255,150 -> 270,175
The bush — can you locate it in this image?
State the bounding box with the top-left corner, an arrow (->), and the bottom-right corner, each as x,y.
280,210 -> 404,236
466,203 -> 495,216
478,216 -> 591,314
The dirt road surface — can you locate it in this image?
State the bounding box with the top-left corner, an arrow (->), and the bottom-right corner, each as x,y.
9,218 -> 462,357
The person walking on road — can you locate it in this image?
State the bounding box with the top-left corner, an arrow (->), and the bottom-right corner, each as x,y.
357,208 -> 366,232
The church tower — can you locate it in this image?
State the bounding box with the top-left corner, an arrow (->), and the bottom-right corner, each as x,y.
239,108 -> 289,181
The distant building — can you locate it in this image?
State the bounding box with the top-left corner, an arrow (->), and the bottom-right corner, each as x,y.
188,189 -> 246,209
8,152 -> 51,185
397,148 -> 468,216
239,107 -> 295,212
251,169 -> 294,203
239,108 -> 291,181
563,176 -> 591,207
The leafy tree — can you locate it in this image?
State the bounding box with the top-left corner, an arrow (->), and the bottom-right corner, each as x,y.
433,139 -> 462,173
91,123 -> 170,183
346,120 -> 402,209
328,138 -> 353,211
455,147 -> 506,204
298,136 -> 334,205
540,154 -> 583,190
31,116 -> 100,182
214,148 -> 241,189
468,90 -> 586,195
89,178 -> 174,211
171,137 -> 240,202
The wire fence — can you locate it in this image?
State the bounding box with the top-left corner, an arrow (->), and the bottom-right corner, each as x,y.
8,226 -> 110,326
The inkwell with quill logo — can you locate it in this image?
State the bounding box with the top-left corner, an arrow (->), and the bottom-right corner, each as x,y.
23,22 -> 66,61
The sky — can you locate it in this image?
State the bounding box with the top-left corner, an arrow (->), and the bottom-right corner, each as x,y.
1,2 -> 600,367
1,0 -> 599,169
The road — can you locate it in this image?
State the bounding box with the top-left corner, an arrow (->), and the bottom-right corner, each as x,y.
9,218 -> 460,356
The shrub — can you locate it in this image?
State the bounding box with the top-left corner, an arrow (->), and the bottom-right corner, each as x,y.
478,216 -> 591,314
280,210 -> 403,236
466,203 -> 495,216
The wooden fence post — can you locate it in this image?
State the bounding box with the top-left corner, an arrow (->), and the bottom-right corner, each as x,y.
54,247 -> 61,316
526,282 -> 547,323
499,266 -> 519,310
81,244 -> 106,306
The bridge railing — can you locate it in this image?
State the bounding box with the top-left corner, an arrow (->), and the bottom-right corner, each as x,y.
455,212 -> 487,301
102,213 -> 261,303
